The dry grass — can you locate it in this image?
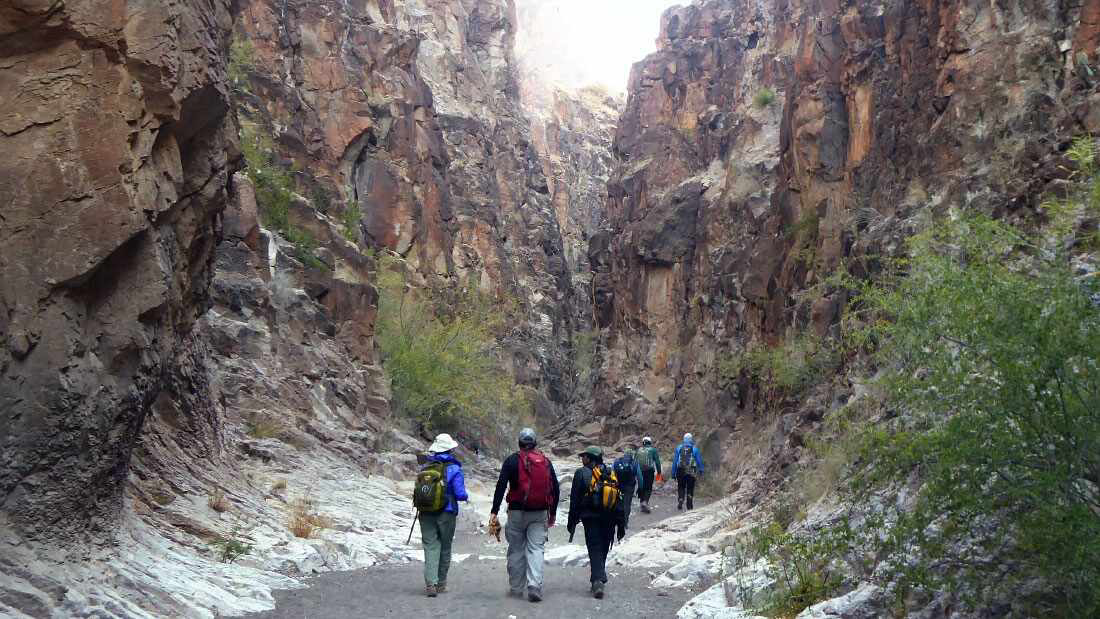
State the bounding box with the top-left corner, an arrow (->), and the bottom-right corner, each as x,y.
287,496 -> 332,539
271,478 -> 288,493
208,489 -> 230,513
246,415 -> 289,440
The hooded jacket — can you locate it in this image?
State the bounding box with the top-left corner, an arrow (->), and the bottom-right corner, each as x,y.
671,438 -> 704,478
427,452 -> 469,513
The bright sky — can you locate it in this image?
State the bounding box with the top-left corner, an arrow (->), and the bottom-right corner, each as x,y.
515,0 -> 686,95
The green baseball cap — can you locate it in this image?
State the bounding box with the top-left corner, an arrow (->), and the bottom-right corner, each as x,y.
578,446 -> 603,460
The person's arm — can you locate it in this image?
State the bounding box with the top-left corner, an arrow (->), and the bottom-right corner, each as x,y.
671,446 -> 680,478
633,459 -> 641,481
654,449 -> 662,476
451,465 -> 469,502
567,468 -> 584,535
548,461 -> 560,526
490,454 -> 517,514
695,447 -> 704,475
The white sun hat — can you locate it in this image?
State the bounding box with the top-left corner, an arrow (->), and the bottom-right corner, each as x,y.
428,433 -> 459,454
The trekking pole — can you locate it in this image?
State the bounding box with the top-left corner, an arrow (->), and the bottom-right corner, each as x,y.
406,509 -> 419,545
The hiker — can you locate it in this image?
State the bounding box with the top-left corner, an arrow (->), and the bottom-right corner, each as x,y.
636,436 -> 662,513
414,433 -> 469,597
612,445 -> 641,527
567,446 -> 626,599
489,427 -> 560,602
671,433 -> 704,510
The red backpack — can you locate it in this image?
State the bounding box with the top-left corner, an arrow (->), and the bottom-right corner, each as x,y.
507,448 -> 554,509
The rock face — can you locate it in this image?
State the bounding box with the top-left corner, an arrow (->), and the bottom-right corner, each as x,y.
235,0 -> 617,424
593,0 -> 1100,469
0,0 -> 238,537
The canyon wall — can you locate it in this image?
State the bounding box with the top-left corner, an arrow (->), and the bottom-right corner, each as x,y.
234,0 -> 619,428
0,0 -> 238,539
593,0 -> 1100,473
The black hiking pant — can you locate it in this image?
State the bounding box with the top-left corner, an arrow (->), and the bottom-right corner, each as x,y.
677,473 -> 696,510
582,517 -> 614,584
638,468 -> 655,503
620,482 -> 636,528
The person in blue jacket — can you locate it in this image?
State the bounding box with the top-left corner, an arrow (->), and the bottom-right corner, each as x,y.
420,433 -> 469,596
671,433 -> 704,510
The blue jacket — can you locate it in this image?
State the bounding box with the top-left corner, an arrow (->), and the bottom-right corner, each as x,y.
428,453 -> 469,513
671,440 -> 704,477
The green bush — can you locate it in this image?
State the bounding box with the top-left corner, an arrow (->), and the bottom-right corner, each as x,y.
341,201 -> 361,243
228,33 -> 255,91
849,209 -> 1100,614
211,535 -> 253,564
374,255 -> 531,436
753,88 -> 777,109
721,334 -> 839,399
727,521 -> 852,617
240,125 -> 329,270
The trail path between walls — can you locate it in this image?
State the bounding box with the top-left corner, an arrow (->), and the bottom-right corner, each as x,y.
248,461 -> 710,619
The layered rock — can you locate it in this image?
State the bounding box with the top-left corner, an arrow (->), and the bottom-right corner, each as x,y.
0,0 -> 237,538
234,0 -> 618,425
593,0 -> 1100,472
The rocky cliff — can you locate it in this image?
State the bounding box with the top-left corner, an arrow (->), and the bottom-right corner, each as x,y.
0,0 -> 238,538
233,0 -> 620,430
593,0 -> 1100,475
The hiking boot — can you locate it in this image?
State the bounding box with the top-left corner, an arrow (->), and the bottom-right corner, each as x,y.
527,587 -> 542,603
436,582 -> 447,593
508,589 -> 525,599
677,502 -> 683,510
425,584 -> 437,598
592,581 -> 605,599
640,503 -> 651,513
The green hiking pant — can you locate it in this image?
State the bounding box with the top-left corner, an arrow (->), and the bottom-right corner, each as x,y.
419,510 -> 457,586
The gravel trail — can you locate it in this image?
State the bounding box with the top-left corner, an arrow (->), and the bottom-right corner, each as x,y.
248,482 -> 701,618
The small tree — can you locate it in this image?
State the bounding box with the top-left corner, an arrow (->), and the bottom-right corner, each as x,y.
374,255 -> 530,436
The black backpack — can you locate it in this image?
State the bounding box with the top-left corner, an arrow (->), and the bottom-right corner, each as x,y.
612,453 -> 637,486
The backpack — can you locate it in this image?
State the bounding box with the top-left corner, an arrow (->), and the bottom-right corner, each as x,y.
506,448 -> 555,509
636,447 -> 655,471
612,454 -> 637,486
678,445 -> 698,474
412,461 -> 447,513
586,464 -> 621,513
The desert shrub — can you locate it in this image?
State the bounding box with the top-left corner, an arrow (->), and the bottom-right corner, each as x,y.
228,33 -> 254,91
211,535 -> 253,563
753,87 -> 777,109
341,201 -> 361,242
240,125 -> 330,270
1042,136 -> 1100,248
848,210 -> 1100,614
721,334 -> 839,401
728,521 -> 853,617
287,496 -> 332,539
374,254 -> 531,436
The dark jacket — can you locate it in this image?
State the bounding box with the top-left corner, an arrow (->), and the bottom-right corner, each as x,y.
427,452 -> 469,514
490,449 -> 560,514
566,463 -> 626,536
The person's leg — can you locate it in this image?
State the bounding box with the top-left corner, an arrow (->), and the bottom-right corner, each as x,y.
639,469 -> 654,505
437,511 -> 457,589
504,510 -> 527,595
583,518 -> 610,585
524,510 -> 547,599
686,474 -> 696,510
420,512 -> 441,591
677,475 -> 687,509
621,483 -> 635,528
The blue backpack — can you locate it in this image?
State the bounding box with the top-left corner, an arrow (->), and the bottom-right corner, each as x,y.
612,453 -> 636,486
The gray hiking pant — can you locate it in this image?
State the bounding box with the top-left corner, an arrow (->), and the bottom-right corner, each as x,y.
505,509 -> 547,593
420,511 -> 457,586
